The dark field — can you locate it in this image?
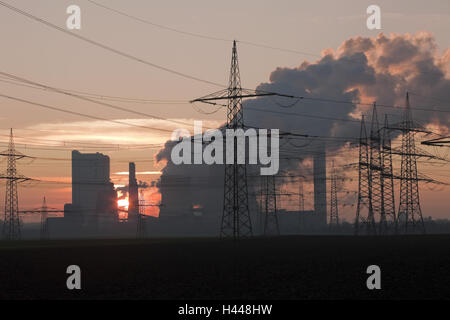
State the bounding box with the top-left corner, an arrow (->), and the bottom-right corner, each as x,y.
0,235 -> 449,300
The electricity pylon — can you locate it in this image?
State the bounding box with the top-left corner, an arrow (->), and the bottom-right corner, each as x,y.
380,115 -> 397,234
329,161 -> 339,229
136,199 -> 146,239
263,175 -> 279,236
40,197 -> 49,240
1,129 -> 32,240
369,103 -> 384,233
259,177 -> 265,234
355,116 -> 376,235
397,93 -> 425,234
191,41 -> 277,239
220,41 -> 252,238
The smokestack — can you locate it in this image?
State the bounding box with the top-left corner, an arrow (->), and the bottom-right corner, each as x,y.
128,162 -> 139,220
313,144 -> 327,228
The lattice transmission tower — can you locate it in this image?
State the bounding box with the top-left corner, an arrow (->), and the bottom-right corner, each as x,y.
191,41 -> 278,239
329,161 -> 339,229
263,175 -> 279,236
354,116 -> 376,235
258,177 -> 265,235
1,129 -> 32,240
380,115 -> 397,234
368,103 -> 385,234
220,41 -> 252,238
397,93 -> 425,234
136,198 -> 147,239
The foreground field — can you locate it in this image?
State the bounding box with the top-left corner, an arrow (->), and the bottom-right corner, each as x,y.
0,235 -> 449,299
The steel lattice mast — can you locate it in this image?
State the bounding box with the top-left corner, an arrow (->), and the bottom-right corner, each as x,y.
355,116 -> 376,235
380,115 -> 397,234
191,41 -> 282,239
397,93 -> 425,234
369,103 -> 385,233
329,161 -> 339,229
263,175 -> 279,236
258,177 -> 265,235
220,40 -> 252,238
2,129 -> 22,240
136,198 -> 146,239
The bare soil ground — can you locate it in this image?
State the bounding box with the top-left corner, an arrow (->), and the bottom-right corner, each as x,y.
0,235 -> 449,300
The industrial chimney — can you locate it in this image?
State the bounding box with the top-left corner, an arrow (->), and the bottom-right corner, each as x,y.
128,162 -> 139,220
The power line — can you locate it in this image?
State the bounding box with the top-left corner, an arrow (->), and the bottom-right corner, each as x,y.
193,89 -> 450,122
0,133 -> 164,149
245,106 -> 362,124
87,0 -> 230,42
0,92 -> 178,133
0,76 -> 189,104
0,1 -> 225,88
253,90 -> 450,114
1,73 -> 222,118
86,0 -> 320,58
0,70 -> 215,130
86,0 -> 450,84
0,142 -> 163,153
3,1 -> 448,119
238,40 -> 319,57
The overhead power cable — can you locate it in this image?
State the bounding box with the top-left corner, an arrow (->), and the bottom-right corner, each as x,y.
86,0 -> 320,58
0,133 -> 164,148
254,89 -> 450,114
193,88 -> 450,115
0,92 -> 177,133
0,1 -> 225,88
0,70 -> 214,130
0,76 -> 188,104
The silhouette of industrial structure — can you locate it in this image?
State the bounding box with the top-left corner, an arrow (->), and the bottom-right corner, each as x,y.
128,162 -> 139,221
329,161 -> 339,229
193,41 -> 254,239
396,93 -> 426,234
0,45 -> 446,240
263,175 -> 279,236
1,129 -> 33,240
354,94 -> 443,235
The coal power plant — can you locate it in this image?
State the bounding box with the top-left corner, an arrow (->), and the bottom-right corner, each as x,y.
43,147 -> 330,238
5,40 -> 448,240
1,1 -> 450,303
18,138 -> 331,239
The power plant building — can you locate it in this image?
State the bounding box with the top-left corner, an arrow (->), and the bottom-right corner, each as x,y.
69,150 -> 116,225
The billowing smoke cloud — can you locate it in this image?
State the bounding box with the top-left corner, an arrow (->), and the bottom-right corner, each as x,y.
248,32 -> 449,143
155,32 -> 450,221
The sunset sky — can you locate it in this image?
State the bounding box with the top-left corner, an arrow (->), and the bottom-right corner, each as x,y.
0,0 -> 449,222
